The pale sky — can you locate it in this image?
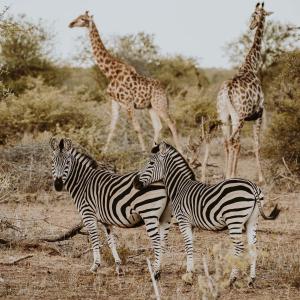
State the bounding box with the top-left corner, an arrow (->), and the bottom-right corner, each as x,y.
2,0 -> 300,68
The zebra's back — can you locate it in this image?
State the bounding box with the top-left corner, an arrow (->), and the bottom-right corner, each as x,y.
178,178 -> 262,230
84,169 -> 168,228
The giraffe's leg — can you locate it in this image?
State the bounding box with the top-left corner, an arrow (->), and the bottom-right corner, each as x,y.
231,135 -> 241,178
82,215 -> 101,273
221,123 -> 231,179
103,100 -> 120,152
101,224 -> 123,275
230,119 -> 244,178
149,108 -> 163,145
228,225 -> 244,287
142,216 -> 161,279
159,201 -> 173,254
246,205 -> 259,287
157,110 -> 182,153
253,118 -> 264,183
201,140 -> 210,182
127,107 -> 146,151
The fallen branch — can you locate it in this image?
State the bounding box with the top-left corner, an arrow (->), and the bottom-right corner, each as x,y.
0,218 -> 22,232
279,174 -> 300,185
0,254 -> 33,266
282,157 -> 293,175
0,238 -> 61,255
40,222 -> 87,242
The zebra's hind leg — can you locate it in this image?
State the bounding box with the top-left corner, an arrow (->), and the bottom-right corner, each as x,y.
159,202 -> 173,254
228,225 -> 244,287
143,216 -> 161,280
246,205 -> 259,287
102,224 -> 123,276
83,216 -> 101,273
178,220 -> 194,284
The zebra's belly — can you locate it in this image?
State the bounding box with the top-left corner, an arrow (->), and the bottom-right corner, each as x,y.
192,218 -> 226,231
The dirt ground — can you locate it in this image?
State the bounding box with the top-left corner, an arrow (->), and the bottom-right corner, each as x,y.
1,150 -> 300,300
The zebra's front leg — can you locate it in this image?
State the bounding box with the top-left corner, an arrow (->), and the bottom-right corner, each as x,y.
102,224 -> 123,276
143,217 -> 161,280
83,217 -> 101,273
159,202 -> 173,254
178,221 -> 194,284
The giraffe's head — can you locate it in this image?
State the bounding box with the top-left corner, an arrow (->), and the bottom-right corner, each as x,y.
249,2 -> 273,30
69,11 -> 93,28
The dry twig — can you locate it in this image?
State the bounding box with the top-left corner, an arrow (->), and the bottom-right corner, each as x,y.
146,258 -> 160,300
0,254 -> 33,266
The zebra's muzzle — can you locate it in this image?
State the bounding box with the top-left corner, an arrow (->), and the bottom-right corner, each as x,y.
133,175 -> 144,190
54,177 -> 64,191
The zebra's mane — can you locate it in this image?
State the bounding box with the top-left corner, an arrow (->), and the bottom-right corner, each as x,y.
152,143 -> 196,181
72,148 -> 98,169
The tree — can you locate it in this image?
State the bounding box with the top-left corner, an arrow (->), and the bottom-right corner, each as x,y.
0,13 -> 65,94
225,20 -> 300,71
262,51 -> 300,173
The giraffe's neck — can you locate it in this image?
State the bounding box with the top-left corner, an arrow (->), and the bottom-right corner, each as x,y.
88,21 -> 121,80
238,17 -> 265,75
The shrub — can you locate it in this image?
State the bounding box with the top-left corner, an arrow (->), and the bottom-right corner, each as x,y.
263,51 -> 300,173
0,77 -> 105,145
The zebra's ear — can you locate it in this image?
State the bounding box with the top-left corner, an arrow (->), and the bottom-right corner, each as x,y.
151,143 -> 160,154
59,139 -> 64,151
159,142 -> 167,155
64,138 -> 72,151
49,137 -> 58,150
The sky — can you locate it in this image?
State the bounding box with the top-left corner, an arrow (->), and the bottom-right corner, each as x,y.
2,0 -> 300,68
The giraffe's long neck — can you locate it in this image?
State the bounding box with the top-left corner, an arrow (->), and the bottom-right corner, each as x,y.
238,17 -> 265,75
88,21 -> 120,80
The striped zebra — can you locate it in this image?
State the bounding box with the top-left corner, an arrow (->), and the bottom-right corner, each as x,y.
50,138 -> 172,279
133,142 -> 280,286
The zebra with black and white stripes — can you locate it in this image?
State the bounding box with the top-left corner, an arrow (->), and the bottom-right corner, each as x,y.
50,138 -> 172,278
134,142 -> 280,286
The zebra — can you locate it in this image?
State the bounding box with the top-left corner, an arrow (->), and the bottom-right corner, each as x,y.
50,138 -> 172,279
133,141 -> 280,286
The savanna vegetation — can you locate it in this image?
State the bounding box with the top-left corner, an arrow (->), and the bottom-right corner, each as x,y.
1,7 -> 300,300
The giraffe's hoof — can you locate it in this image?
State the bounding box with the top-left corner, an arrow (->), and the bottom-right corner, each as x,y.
115,263 -> 125,276
229,276 -> 237,288
154,270 -> 161,281
248,277 -> 256,288
182,272 -> 194,285
90,263 -> 100,274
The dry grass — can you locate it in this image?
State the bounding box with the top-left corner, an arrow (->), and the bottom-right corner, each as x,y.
0,141 -> 300,300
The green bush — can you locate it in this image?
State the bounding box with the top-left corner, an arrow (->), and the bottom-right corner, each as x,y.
0,78 -> 105,145
0,14 -> 68,95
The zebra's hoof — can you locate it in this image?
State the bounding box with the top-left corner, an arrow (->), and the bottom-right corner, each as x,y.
248,277 -> 255,288
90,263 -> 100,273
154,271 -> 161,281
115,263 -> 125,276
182,272 -> 194,285
229,277 -> 237,288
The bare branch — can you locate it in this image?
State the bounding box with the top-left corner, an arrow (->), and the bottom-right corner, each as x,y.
0,254 -> 33,266
40,221 -> 86,242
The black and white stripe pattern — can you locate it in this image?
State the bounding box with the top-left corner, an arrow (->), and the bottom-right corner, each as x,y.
50,138 -> 172,278
134,142 -> 280,286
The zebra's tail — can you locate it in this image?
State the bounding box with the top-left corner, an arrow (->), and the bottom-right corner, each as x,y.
256,196 -> 280,220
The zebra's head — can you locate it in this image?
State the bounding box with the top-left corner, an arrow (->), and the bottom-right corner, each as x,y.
133,142 -> 170,190
50,137 -> 73,192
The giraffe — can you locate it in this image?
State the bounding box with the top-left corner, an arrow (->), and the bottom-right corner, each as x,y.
217,2 -> 273,183
69,11 -> 181,153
